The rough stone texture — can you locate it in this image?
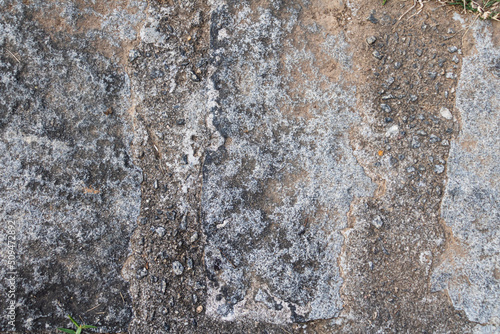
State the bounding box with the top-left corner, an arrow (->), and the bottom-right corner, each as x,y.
0,0 -> 145,332
201,1 -> 374,323
431,21 -> 500,330
0,0 -> 498,333
335,3 -> 476,332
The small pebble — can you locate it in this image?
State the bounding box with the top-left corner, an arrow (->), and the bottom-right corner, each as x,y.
196,305 -> 204,314
429,134 -> 441,143
190,71 -> 200,82
137,268 -> 148,279
440,107 -> 453,120
386,77 -> 395,87
187,257 -> 194,270
155,226 -> 166,237
372,50 -> 383,60
366,36 -> 377,45
411,137 -> 421,149
434,165 -> 445,174
190,232 -> 199,243
445,72 -> 456,79
381,104 -> 392,113
367,13 -> 378,24
372,216 -> 384,229
382,94 -> 395,100
448,46 -> 458,53
394,62 -> 402,69
407,166 -> 416,173
172,261 -> 184,276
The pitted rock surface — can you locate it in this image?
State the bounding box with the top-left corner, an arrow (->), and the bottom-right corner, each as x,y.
0,0 -> 498,333
431,22 -> 500,329
0,0 -> 145,332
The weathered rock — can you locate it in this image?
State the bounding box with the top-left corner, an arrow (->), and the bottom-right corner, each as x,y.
431,22 -> 500,327
0,0 -> 498,333
0,1 -> 145,332
201,2 -> 374,323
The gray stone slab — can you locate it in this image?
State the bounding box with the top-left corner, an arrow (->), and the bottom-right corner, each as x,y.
201,2 -> 374,323
431,21 -> 500,327
0,1 -> 144,331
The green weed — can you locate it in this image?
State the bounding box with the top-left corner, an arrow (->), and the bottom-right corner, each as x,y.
58,315 -> 97,334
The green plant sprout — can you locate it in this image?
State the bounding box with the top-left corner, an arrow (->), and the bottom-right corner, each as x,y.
58,315 -> 97,334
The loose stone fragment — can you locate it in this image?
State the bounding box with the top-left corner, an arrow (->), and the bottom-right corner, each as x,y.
434,165 -> 445,174
137,268 -> 148,279
411,137 -> 421,149
372,50 -> 383,60
372,216 -> 384,229
440,107 -> 453,119
367,13 -> 378,24
155,227 -> 166,237
366,36 -> 377,45
446,72 -> 457,79
429,134 -> 441,143
161,279 -> 167,294
172,261 -> 184,276
190,232 -> 199,243
381,104 -> 392,113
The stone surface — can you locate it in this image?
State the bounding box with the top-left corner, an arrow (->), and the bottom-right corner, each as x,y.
0,0 -> 498,333
0,0 -> 145,332
431,21 -> 500,327
201,2 -> 374,323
